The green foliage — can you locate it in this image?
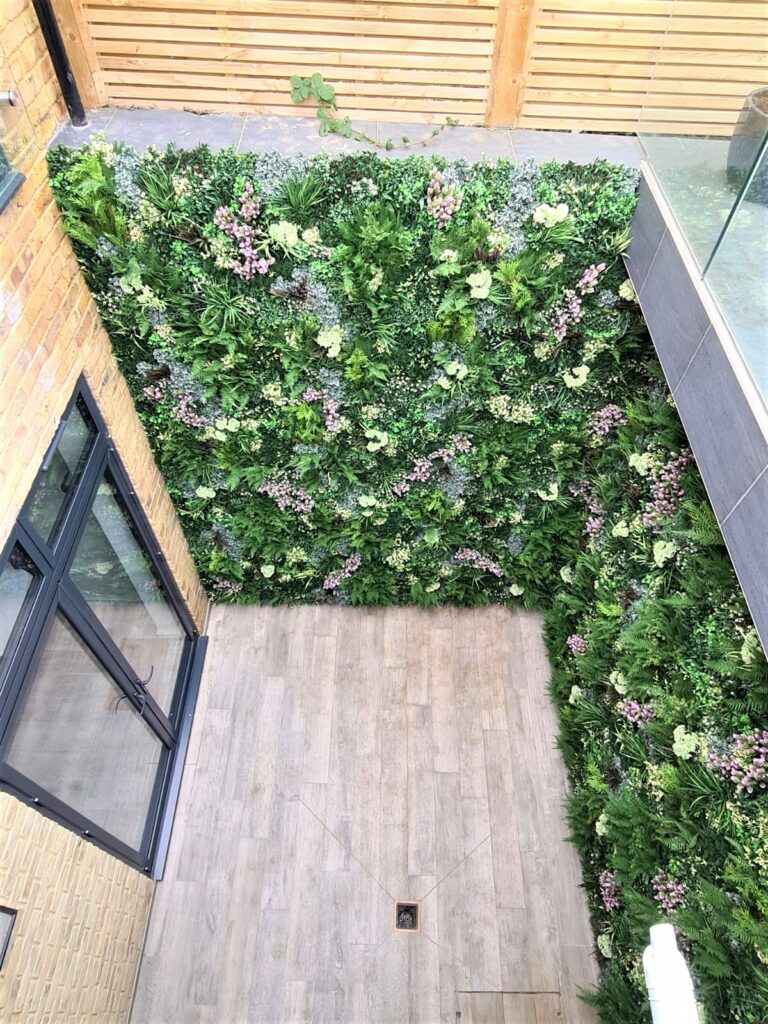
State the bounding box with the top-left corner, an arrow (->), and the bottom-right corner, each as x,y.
48,144 -> 127,248
48,138 -> 768,1023
290,72 -> 337,107
289,71 -> 459,151
270,171 -> 326,223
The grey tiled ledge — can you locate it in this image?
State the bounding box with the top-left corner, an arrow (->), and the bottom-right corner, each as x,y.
52,107 -> 643,166
626,168 -> 768,652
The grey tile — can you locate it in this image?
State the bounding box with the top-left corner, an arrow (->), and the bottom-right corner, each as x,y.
238,115 -> 378,156
105,108 -> 244,150
636,231 -> 711,391
672,327 -> 768,520
720,468 -> 768,645
51,111 -> 644,173
238,116 -> 514,162
376,123 -> 515,162
625,173 -> 667,294
51,106 -> 116,148
510,129 -> 642,167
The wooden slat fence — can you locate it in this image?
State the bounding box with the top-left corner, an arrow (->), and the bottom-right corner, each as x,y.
519,0 -> 768,134
70,0 -> 501,123
52,0 -> 768,134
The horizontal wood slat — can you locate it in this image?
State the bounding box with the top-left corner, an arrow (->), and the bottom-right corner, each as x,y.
530,60 -> 766,83
543,0 -> 765,15
99,55 -> 491,87
521,0 -> 768,135
86,10 -> 495,41
104,71 -> 488,102
107,97 -> 481,124
106,83 -> 487,114
94,41 -> 493,73
84,0 -> 500,23
89,26 -> 494,57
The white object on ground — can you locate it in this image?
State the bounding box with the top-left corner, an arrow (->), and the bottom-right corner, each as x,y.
643,922 -> 700,1024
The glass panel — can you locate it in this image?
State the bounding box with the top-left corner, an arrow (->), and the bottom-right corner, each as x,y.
705,135 -> 768,395
637,130 -> 733,270
0,48 -> 35,170
636,0 -> 768,269
0,545 -> 41,678
4,612 -> 165,851
25,399 -> 97,545
68,475 -> 187,717
636,0 -> 768,405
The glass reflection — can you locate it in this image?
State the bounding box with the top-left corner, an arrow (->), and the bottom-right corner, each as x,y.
25,400 -> 96,545
0,545 -> 40,678
5,613 -> 165,850
69,475 -> 187,717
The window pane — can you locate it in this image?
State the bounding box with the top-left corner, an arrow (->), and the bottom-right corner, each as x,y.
0,545 -> 41,678
69,475 -> 187,717
25,399 -> 96,545
4,613 -> 165,851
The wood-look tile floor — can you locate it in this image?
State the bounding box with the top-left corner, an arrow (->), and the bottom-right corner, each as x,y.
131,606 -> 597,1024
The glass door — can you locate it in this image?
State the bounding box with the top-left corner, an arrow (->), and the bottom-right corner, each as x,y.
0,379 -> 203,873
65,471 -> 189,728
4,610 -> 168,853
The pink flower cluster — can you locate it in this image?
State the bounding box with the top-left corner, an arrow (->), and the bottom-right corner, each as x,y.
212,578 -> 243,595
143,380 -> 207,429
570,480 -> 604,539
550,288 -> 583,342
323,554 -> 362,591
213,181 -> 274,280
426,168 -> 462,228
617,698 -> 654,729
577,262 -> 607,295
391,436 -> 473,496
566,634 -> 587,655
143,382 -> 167,402
642,450 -> 691,530
599,870 -> 620,911
453,548 -> 504,578
708,729 -> 768,794
172,392 -> 207,429
652,873 -> 685,913
588,404 -> 627,439
392,458 -> 432,497
302,386 -> 341,433
258,477 -> 314,514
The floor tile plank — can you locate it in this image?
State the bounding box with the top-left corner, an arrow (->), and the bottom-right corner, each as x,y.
131,608 -> 596,1023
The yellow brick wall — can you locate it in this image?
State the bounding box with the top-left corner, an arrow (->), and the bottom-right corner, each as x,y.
0,795 -> 153,1022
0,3 -> 208,1019
0,1 -> 208,630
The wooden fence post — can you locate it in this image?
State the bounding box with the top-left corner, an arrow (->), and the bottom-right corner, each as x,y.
50,0 -> 106,110
486,0 -> 536,127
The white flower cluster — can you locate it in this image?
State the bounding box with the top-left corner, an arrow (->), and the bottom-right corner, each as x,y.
532,202 -> 570,228
487,395 -> 535,424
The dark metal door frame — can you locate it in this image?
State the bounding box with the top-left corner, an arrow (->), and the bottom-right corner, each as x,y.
0,376 -> 206,874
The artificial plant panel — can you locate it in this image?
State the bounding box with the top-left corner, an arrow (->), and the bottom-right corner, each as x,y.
50,142 -> 768,1022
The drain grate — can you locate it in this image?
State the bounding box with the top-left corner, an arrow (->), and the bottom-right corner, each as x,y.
394,901 -> 420,932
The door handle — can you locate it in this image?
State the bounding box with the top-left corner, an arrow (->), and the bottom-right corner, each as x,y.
136,664 -> 154,690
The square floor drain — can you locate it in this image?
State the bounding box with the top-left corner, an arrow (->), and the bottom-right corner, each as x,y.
394,901 -> 420,932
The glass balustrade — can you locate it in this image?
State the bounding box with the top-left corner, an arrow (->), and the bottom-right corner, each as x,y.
636,0 -> 768,402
